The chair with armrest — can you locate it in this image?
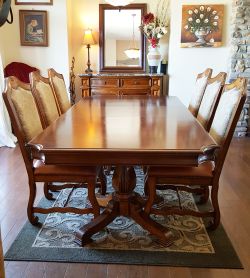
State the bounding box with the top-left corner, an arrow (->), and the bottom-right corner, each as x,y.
29,71 -> 60,128
145,78 -> 247,230
197,72 -> 227,131
48,68 -> 71,114
188,68 -> 213,117
3,76 -> 101,225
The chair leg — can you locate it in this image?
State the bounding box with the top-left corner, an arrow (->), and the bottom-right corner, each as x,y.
208,184 -> 220,230
27,181 -> 39,225
44,182 -> 55,200
144,178 -> 149,197
88,178 -> 100,218
98,167 -> 107,195
144,177 -> 156,214
198,186 -> 209,204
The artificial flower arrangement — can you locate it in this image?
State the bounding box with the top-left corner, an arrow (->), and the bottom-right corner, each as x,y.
139,0 -> 169,48
184,5 -> 219,34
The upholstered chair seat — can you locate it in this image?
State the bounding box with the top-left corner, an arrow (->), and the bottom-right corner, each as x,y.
34,160 -> 97,181
48,68 -> 71,114
148,162 -> 213,185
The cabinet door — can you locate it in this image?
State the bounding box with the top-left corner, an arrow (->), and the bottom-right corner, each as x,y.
81,77 -> 90,86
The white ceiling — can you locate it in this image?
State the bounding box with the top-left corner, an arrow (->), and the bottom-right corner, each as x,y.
104,9 -> 142,40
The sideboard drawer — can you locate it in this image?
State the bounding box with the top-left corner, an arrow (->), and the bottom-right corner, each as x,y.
91,78 -> 119,88
120,89 -> 151,96
120,77 -> 151,87
91,88 -> 119,96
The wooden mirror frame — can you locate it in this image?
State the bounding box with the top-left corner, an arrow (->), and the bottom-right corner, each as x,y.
99,4 -> 147,73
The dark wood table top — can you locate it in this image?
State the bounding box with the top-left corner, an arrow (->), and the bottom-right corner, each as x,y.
29,96 -> 217,166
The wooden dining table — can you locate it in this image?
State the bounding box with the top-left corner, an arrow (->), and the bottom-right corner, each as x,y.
29,96 -> 218,247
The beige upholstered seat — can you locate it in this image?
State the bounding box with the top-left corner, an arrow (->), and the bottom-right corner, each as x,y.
188,68 -> 213,117
197,72 -> 226,131
3,76 -> 101,225
48,68 -> 71,114
146,78 -> 247,230
30,71 -> 60,128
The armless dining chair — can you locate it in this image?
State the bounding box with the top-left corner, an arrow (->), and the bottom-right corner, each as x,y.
145,78 -> 247,230
30,72 -> 107,197
48,68 -> 71,115
29,71 -> 60,128
3,76 -> 101,225
197,72 -> 227,131
188,68 -> 213,117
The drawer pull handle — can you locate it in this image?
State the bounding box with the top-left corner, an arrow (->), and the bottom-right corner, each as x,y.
104,81 -> 107,85
134,81 -> 138,85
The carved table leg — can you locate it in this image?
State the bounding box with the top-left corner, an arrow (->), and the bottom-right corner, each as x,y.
75,201 -> 118,246
75,166 -> 174,247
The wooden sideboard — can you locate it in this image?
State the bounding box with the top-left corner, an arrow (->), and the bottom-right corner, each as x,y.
79,73 -> 164,97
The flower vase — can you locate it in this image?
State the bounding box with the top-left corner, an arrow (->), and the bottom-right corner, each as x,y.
194,28 -> 210,44
147,46 -> 161,74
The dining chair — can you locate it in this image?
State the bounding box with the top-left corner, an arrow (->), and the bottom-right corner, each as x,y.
145,77 -> 247,230
30,71 -> 60,128
3,76 -> 101,225
188,68 -> 213,117
197,72 -> 227,131
30,72 -> 107,197
48,68 -> 71,114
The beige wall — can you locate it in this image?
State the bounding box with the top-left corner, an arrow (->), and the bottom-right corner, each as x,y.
0,0 -> 70,88
0,0 -> 233,105
168,0 -> 232,105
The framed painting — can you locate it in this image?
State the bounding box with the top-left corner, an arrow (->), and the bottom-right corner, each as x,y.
181,4 -> 224,48
15,0 -> 53,5
19,10 -> 48,46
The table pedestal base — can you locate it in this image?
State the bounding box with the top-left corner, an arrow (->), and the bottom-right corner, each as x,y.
75,166 -> 174,247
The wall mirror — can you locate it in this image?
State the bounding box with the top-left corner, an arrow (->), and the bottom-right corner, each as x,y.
99,4 -> 146,72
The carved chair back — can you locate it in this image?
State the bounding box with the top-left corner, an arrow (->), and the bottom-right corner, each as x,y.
2,76 -> 43,178
48,68 -> 71,114
30,71 -> 60,128
209,77 -> 247,179
197,72 -> 227,131
188,68 -> 213,117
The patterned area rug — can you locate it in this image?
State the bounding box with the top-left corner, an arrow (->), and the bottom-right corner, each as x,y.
5,169 -> 242,268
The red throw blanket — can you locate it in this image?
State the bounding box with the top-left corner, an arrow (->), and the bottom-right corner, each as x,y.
4,62 -> 38,83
